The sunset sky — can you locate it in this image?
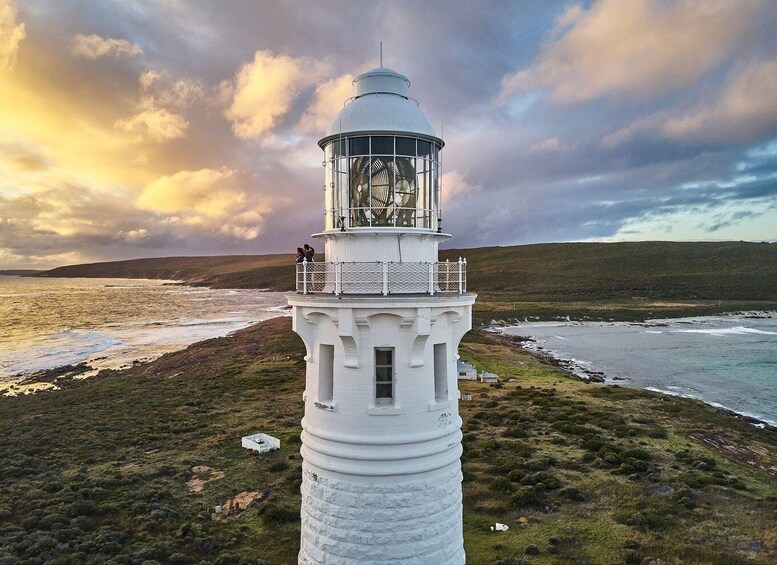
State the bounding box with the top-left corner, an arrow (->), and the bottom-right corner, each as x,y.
1,0 -> 776,269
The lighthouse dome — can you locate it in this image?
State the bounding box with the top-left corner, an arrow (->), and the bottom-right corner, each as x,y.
325,67 -> 438,139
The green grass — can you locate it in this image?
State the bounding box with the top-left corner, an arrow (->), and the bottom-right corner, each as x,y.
2,318 -> 776,564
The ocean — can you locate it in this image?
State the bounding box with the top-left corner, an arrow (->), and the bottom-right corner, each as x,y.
501,315 -> 777,427
0,276 -> 287,393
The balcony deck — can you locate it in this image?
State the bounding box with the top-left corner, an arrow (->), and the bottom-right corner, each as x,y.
295,259 -> 466,295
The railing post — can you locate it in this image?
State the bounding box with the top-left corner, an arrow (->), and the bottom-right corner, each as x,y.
335,258 -> 341,296
458,257 -> 464,294
429,262 -> 435,295
302,259 -> 308,295
445,258 -> 450,292
382,258 -> 389,296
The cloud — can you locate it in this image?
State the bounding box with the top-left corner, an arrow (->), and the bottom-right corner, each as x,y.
441,170 -> 478,202
115,107 -> 189,142
0,143 -> 47,172
499,0 -> 760,105
0,0 -> 25,72
136,168 -> 245,216
139,71 -> 204,109
299,74 -> 354,134
662,59 -> 777,142
603,58 -> 777,146
224,50 -> 327,139
71,33 -> 143,59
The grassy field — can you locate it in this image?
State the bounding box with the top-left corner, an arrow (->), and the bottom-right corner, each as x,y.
2,318 -> 775,564
32,241 -> 777,324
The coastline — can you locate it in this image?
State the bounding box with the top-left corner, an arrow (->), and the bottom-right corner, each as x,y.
0,276 -> 290,395
492,312 -> 777,433
9,311 -> 777,439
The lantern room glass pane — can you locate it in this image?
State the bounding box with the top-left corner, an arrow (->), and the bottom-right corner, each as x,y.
349,157 -> 371,226
417,140 -> 432,158
324,144 -> 334,229
332,139 -> 346,157
396,137 -> 416,156
394,156 -> 416,227
371,136 -> 394,155
368,156 -> 395,226
349,136 -> 369,156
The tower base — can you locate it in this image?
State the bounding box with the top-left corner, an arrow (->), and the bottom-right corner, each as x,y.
299,461 -> 465,564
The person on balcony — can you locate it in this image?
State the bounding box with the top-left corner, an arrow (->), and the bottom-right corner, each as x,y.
296,247 -> 305,263
304,244 -> 315,262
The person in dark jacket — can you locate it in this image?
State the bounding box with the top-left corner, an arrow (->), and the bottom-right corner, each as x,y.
296,247 -> 305,263
304,244 -> 315,262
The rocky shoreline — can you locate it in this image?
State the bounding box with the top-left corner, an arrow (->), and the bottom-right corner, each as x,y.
493,327 -> 777,435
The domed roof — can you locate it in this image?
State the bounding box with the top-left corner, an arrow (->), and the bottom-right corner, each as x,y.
323,67 -> 438,141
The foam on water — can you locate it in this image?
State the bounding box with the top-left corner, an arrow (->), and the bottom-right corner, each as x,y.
0,277 -> 288,383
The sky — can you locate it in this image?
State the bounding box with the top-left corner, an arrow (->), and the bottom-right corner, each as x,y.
1,0 -> 776,269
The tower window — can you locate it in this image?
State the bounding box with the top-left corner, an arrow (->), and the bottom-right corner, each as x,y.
375,348 -> 394,401
433,343 -> 448,402
318,344 -> 334,404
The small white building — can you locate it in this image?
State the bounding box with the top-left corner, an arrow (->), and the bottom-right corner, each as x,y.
479,372 -> 500,383
241,433 -> 280,453
457,360 -> 477,380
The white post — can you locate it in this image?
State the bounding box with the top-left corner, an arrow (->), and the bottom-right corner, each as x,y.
429,262 -> 435,295
303,259 -> 308,295
456,257 -> 462,294
335,258 -> 341,295
446,258 -> 450,292
382,258 -> 389,296
463,257 -> 467,292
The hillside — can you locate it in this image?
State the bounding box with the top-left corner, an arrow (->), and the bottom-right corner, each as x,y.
36,254 -> 293,289
1,318 -> 775,564
33,241 -> 777,322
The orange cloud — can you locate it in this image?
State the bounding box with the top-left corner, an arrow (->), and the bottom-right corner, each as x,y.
71,33 -> 143,59
299,74 -> 354,134
0,0 -> 25,72
115,107 -> 189,142
224,50 -> 327,139
136,168 -> 245,216
500,0 -> 760,105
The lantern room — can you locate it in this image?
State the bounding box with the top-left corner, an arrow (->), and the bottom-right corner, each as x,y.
318,67 -> 443,232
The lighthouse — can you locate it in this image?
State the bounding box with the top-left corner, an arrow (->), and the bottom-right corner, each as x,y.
287,63 -> 476,564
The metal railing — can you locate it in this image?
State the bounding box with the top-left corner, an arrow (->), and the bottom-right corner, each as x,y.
296,259 -> 467,295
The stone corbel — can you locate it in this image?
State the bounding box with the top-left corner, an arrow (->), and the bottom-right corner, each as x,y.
409,307 -> 431,367
336,308 -> 360,368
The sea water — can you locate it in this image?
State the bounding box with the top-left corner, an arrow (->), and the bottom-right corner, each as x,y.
0,276 -> 287,390
501,316 -> 777,426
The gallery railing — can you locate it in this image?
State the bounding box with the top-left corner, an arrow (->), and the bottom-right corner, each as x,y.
295,259 -> 467,295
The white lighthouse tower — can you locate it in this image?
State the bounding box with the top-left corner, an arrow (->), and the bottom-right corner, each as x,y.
287,63 -> 476,565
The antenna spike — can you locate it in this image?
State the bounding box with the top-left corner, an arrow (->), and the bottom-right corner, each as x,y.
380,42 -> 383,67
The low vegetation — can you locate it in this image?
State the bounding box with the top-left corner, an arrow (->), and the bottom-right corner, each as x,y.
1,318 -> 775,564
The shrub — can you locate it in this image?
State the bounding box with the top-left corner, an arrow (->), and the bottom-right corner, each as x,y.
490,477 -> 515,493
258,504 -> 299,527
522,471 -> 561,490
267,461 -> 288,473
524,544 -> 540,555
623,548 -> 642,564
511,486 -> 540,508
623,448 -> 651,461
558,486 -> 585,501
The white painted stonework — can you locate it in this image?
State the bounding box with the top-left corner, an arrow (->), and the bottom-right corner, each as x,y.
288,64 -> 475,564
241,433 -> 280,453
